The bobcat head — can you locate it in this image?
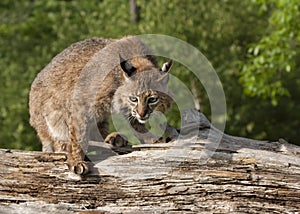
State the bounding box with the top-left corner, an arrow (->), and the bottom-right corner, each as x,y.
113,57 -> 173,124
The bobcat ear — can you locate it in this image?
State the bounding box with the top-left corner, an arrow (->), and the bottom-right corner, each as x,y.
119,54 -> 136,78
158,60 -> 172,85
160,60 -> 173,73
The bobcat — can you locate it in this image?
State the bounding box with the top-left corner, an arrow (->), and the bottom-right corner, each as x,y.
29,36 -> 173,175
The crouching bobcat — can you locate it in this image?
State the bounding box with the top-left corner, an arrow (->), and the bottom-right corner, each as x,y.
29,36 -> 173,175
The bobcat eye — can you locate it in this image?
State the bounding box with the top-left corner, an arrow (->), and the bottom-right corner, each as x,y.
129,96 -> 138,103
148,97 -> 159,103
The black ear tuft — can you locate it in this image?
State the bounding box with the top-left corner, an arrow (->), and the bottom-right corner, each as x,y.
161,59 -> 173,73
119,54 -> 137,78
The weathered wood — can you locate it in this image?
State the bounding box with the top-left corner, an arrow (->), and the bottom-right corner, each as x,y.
0,110 -> 299,213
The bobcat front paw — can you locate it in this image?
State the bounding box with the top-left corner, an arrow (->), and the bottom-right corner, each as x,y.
68,161 -> 89,175
104,132 -> 128,147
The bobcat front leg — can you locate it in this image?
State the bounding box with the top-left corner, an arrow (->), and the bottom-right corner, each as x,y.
68,116 -> 89,175
104,132 -> 128,147
97,118 -> 129,147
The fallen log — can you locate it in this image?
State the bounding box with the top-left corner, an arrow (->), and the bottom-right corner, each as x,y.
0,110 -> 299,213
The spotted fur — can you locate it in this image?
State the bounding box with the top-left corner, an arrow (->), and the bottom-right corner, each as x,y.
29,36 -> 173,175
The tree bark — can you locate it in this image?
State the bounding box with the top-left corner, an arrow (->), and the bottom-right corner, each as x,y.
0,110 -> 299,213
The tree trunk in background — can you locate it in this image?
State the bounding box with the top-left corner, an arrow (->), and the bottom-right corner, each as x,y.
0,110 -> 299,213
129,0 -> 139,23
190,77 -> 201,111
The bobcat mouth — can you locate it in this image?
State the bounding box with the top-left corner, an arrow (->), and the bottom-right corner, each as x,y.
136,118 -> 147,124
137,118 -> 147,124
135,113 -> 149,124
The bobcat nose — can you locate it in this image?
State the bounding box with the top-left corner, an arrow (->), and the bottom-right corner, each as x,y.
136,109 -> 150,124
137,109 -> 148,118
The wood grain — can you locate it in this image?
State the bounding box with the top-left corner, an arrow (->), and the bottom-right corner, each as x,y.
0,111 -> 299,213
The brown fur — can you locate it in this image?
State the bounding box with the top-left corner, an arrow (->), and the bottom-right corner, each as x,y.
29,36 -> 172,175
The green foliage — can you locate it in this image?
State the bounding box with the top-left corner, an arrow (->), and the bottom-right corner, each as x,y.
240,0 -> 300,105
0,0 -> 299,150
